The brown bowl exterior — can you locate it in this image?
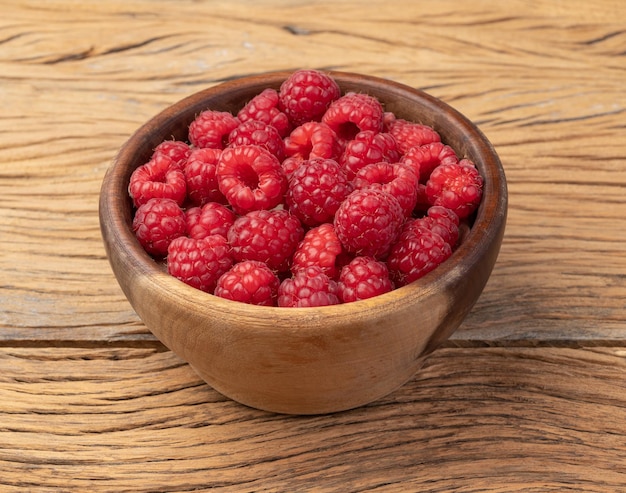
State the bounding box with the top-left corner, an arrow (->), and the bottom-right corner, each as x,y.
99,71 -> 507,414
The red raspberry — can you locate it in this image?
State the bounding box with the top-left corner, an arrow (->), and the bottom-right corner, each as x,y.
151,140 -> 191,168
185,202 -> 236,240
388,119 -> 441,155
183,147 -> 227,206
285,158 -> 353,227
425,160 -> 483,219
383,111 -> 397,132
427,205 -> 460,226
280,157 -> 302,181
278,266 -> 340,308
339,130 -> 400,179
322,92 -> 384,143
188,110 -> 239,149
228,120 -> 285,161
214,260 -> 280,306
387,224 -> 452,286
128,153 -> 187,208
284,121 -> 340,163
228,209 -> 304,272
337,256 -> 393,303
132,197 -> 186,257
404,215 -> 459,249
216,145 -> 288,214
237,88 -> 291,137
400,142 -> 458,183
166,235 -> 233,293
278,69 -> 341,126
352,162 -> 419,217
334,188 -> 404,259
291,223 -> 344,279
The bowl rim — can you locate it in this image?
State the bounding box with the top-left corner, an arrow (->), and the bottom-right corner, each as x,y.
99,70 -> 508,326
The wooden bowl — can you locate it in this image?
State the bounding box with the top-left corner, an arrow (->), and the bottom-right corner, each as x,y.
99,71 -> 507,414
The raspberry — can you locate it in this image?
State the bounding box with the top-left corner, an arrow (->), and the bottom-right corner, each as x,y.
283,121 -> 340,163
278,69 -> 341,126
183,147 -> 227,206
425,160 -> 483,219
387,224 -> 452,286
277,266 -> 340,308
352,162 -> 418,217
228,209 -> 304,272
185,202 -> 236,240
151,140 -> 191,168
228,119 -> 285,161
132,197 -> 186,257
322,92 -> 385,144
237,88 -> 291,137
166,235 -> 233,293
388,119 -> 441,155
400,142 -> 458,183
337,256 -> 393,303
404,214 -> 459,249
128,153 -> 187,208
339,130 -> 400,179
427,205 -> 460,226
334,188 -> 404,259
285,158 -> 353,227
214,260 -> 280,306
383,111 -> 397,132
291,223 -> 344,279
188,110 -> 239,149
216,145 -> 288,214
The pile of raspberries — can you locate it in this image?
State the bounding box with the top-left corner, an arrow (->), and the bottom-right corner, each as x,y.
129,69 -> 483,307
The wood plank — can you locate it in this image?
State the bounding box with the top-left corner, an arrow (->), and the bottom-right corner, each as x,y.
0,346 -> 625,491
1,0 -> 625,344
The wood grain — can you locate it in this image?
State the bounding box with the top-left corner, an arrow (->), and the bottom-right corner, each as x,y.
2,0 -> 624,346
1,346 -> 625,492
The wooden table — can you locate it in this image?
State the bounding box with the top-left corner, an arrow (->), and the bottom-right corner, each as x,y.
2,1 -> 625,491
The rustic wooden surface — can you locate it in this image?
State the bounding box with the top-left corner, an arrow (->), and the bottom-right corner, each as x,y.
1,0 -> 625,491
